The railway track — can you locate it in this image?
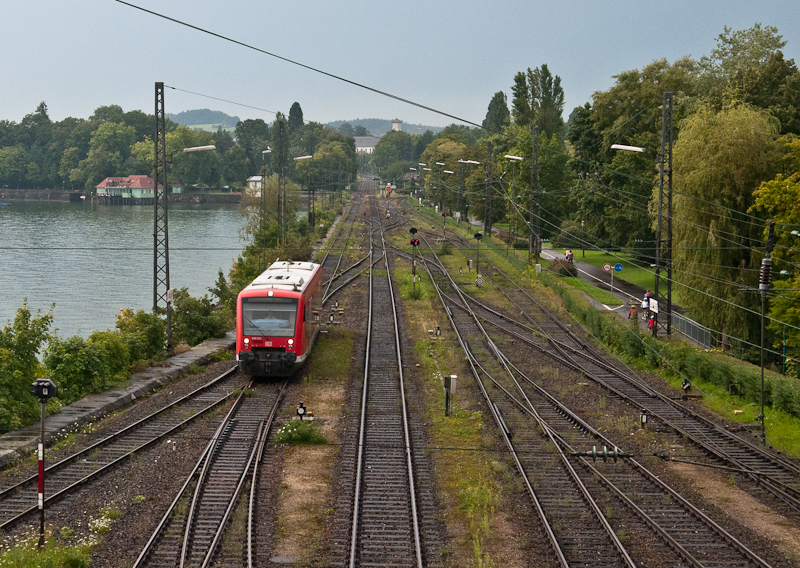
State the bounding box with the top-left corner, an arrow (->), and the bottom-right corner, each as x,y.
0,366 -> 244,531
133,379 -> 285,568
402,198 -> 800,514
418,231 -> 773,567
330,192 -> 430,568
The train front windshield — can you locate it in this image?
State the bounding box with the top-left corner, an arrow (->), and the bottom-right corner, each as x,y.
242,297 -> 298,337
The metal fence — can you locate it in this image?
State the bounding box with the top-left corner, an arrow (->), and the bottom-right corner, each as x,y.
671,312 -> 717,349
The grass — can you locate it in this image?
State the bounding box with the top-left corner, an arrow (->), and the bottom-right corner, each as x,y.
274,420 -> 327,444
304,329 -> 353,381
560,274 -> 623,306
549,248 -> 683,304
0,534 -> 94,567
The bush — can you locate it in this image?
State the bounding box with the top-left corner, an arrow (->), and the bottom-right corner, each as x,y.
171,288 -> 231,347
548,258 -> 578,277
0,301 -> 52,432
43,336 -> 111,402
115,309 -> 165,361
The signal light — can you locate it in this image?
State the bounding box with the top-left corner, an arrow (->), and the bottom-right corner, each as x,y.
410,239 -> 419,247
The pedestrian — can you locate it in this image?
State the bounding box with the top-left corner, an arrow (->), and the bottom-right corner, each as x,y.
628,304 -> 637,320
565,249 -> 574,263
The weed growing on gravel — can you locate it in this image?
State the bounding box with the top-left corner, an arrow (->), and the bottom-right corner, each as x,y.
0,533 -> 93,567
133,495 -> 146,503
207,350 -> 232,362
274,421 -> 327,444
187,363 -> 204,374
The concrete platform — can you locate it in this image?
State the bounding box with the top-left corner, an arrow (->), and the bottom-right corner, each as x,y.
0,331 -> 236,469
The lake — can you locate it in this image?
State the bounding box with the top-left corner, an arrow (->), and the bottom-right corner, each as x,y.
0,201 -> 246,338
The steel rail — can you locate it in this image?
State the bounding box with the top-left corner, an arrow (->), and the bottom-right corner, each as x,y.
0,366 -> 243,531
133,378 -> 254,568
247,380 -> 287,568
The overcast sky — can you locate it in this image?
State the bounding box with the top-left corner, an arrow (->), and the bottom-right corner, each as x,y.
3,1 -> 799,129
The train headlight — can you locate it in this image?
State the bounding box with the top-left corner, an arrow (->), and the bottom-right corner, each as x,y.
288,339 -> 294,346
244,338 -> 249,345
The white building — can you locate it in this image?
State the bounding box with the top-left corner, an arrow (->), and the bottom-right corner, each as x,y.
355,136 -> 381,154
391,118 -> 401,132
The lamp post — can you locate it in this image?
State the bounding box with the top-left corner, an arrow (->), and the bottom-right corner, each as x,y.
505,155 -> 524,255
611,91 -> 673,338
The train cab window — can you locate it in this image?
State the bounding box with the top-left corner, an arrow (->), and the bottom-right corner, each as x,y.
242,297 -> 298,337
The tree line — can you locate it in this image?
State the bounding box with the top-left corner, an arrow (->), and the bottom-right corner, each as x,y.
0,100 -> 358,195
371,23 -> 800,368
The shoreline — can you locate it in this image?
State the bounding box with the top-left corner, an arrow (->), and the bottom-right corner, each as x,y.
0,188 -> 242,204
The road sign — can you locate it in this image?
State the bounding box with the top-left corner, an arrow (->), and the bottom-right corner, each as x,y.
603,263 -> 612,272
476,276 -> 484,287
614,263 -> 623,272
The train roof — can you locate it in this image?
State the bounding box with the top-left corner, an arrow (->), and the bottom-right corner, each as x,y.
245,261 -> 321,293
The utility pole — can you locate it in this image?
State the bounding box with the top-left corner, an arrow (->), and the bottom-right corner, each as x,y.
153,81 -> 172,350
653,92 -> 673,337
484,142 -> 493,234
529,126 -> 540,265
759,221 -> 775,445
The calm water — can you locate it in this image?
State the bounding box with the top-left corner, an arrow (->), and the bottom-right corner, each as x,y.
1,201 -> 245,338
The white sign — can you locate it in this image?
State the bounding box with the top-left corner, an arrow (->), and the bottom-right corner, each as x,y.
649,298 -> 659,313
603,263 -> 612,272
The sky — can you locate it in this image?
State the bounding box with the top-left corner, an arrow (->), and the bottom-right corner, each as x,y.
3,1 -> 800,130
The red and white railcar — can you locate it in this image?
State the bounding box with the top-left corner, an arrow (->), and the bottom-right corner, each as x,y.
236,261 -> 322,377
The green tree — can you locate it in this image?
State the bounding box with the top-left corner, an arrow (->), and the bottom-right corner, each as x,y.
511,64 -> 565,139
0,302 -> 52,432
722,51 -> 800,135
338,122 -> 354,137
699,23 -> 786,87
75,122 -> 136,190
0,146 -> 30,188
222,144 -> 250,188
171,289 -> 231,346
235,118 -> 271,175
750,136 -> 800,367
483,91 -> 510,133
673,104 -> 781,343
288,102 -> 304,134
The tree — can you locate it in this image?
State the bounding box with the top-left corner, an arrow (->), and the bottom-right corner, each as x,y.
338,122 -> 354,137
0,146 -> 30,188
221,145 -> 250,188
0,302 -> 52,432
91,105 -> 125,124
722,51 -> 800,135
700,23 -> 786,86
511,64 -> 565,139
672,104 -> 781,343
750,136 -> 800,367
235,118 -> 271,176
75,122 -> 136,190
483,91 -> 510,133
354,125 -> 368,137
288,102 -> 304,134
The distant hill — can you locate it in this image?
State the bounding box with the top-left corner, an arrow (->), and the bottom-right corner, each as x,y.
326,118 -> 443,137
167,109 -> 241,129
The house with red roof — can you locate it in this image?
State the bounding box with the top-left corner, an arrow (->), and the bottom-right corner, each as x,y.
95,175 -> 163,199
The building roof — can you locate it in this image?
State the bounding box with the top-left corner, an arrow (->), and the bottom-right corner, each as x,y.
247,176 -> 264,182
354,136 -> 381,149
96,175 -> 161,189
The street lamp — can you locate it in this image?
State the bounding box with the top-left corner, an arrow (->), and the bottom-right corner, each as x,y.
183,145 -> 216,193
